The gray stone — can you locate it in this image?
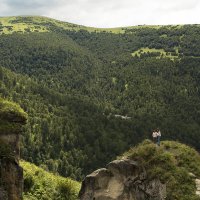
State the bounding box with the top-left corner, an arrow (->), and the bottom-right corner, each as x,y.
79,159 -> 166,200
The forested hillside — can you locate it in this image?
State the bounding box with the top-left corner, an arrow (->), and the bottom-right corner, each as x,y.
0,16 -> 200,180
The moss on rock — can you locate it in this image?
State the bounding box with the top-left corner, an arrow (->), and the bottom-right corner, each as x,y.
121,140 -> 200,200
0,98 -> 27,134
0,98 -> 27,124
0,98 -> 27,200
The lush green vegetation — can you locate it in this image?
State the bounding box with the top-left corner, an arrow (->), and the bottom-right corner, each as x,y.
21,161 -> 80,200
122,140 -> 200,200
0,16 -> 200,181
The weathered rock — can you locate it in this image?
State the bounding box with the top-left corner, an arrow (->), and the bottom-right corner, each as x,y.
0,99 -> 27,200
0,159 -> 23,200
79,159 -> 166,200
0,187 -> 8,200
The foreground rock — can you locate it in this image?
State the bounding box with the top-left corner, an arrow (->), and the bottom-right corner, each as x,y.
0,99 -> 27,200
79,159 -> 166,200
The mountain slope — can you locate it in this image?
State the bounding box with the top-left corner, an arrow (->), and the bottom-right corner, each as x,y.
0,16 -> 200,180
0,16 -> 127,34
0,66 -> 139,180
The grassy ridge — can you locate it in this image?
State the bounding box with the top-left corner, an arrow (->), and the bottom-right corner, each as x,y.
0,16 -> 122,34
0,16 -> 184,34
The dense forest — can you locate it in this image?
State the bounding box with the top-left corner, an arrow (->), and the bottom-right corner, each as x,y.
0,16 -> 200,180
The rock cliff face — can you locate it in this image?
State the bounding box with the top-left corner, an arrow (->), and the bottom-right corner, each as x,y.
79,159 -> 166,200
80,140 -> 200,199
0,99 -> 27,200
0,159 -> 23,200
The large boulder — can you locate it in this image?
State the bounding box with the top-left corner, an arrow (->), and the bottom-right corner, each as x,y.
79,159 -> 166,200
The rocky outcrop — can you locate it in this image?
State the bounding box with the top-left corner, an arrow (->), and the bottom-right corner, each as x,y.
0,99 -> 27,200
0,159 -> 23,200
79,159 -> 166,200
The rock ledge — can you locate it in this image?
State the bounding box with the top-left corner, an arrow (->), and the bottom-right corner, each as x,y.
79,159 -> 166,200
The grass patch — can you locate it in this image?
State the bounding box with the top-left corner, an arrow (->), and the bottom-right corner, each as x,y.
131,47 -> 179,61
0,16 -> 48,34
